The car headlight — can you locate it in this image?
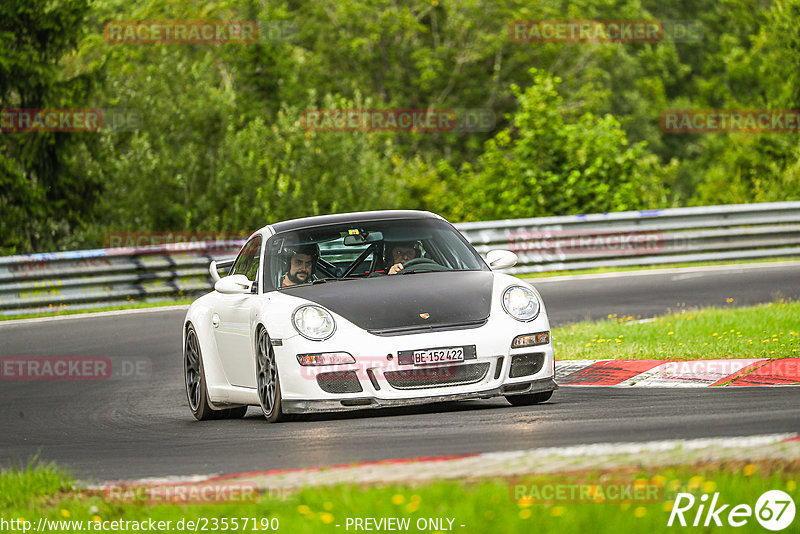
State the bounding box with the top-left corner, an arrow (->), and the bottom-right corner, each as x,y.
502,286 -> 540,321
511,331 -> 550,348
292,305 -> 336,340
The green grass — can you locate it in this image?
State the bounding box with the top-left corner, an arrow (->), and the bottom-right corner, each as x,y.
553,300 -> 800,360
1,461 -> 796,533
0,460 -> 73,510
0,299 -> 194,321
519,258 -> 800,279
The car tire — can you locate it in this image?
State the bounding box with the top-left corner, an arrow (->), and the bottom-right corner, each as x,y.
505,390 -> 553,406
256,327 -> 287,423
184,325 -> 217,420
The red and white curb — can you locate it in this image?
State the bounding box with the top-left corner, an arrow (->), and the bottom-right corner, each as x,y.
92,434 -> 799,492
556,358 -> 800,386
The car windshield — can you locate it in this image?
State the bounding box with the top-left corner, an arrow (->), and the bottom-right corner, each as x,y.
264,218 -> 488,290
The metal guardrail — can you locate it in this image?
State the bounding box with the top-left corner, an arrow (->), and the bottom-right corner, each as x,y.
1,202 -> 799,315
0,241 -> 244,316
457,201 -> 800,275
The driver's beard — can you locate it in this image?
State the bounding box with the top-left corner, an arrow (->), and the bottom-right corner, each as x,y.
287,269 -> 310,284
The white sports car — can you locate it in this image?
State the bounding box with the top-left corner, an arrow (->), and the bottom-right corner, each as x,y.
183,210 -> 557,422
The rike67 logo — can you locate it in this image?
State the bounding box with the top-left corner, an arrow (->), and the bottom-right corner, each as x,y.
668,490 -> 795,531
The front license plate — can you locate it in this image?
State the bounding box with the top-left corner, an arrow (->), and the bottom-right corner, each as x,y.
413,347 -> 465,366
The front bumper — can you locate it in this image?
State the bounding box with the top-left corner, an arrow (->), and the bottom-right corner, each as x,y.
274,301 -> 556,412
282,377 -> 558,414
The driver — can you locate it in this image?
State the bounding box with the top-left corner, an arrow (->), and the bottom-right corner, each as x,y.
282,244 -> 319,286
386,242 -> 419,275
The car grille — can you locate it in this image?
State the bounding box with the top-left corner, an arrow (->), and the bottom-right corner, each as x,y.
316,371 -> 363,394
509,352 -> 545,378
384,362 -> 490,390
368,319 -> 487,337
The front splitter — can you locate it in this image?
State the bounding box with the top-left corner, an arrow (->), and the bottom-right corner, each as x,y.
281,377 -> 558,414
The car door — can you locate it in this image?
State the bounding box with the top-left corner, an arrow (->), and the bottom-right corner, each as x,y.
213,235 -> 262,388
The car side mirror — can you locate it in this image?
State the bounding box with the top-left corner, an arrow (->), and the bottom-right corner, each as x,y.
485,249 -> 517,270
214,274 -> 252,294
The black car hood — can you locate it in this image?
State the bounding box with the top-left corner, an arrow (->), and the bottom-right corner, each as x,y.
280,271 -> 494,333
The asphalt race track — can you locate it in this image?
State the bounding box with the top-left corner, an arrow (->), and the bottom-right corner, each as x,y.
1,262 -> 799,482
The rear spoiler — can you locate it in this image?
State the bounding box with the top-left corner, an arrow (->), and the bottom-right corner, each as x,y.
209,259 -> 235,283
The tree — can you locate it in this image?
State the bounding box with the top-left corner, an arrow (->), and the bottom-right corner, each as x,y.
201,93 -> 411,232
0,0 -> 101,254
447,69 -> 671,221
690,0 -> 800,205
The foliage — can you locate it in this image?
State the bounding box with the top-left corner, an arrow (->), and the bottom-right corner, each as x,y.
446,69 -> 670,221
689,0 -> 800,205
201,94 -> 408,232
0,0 -> 101,254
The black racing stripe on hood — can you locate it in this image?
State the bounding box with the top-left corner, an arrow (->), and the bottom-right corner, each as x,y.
280,271 -> 494,332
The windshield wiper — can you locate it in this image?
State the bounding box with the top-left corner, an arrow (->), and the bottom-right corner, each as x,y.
311,277 -> 359,284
